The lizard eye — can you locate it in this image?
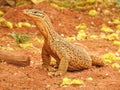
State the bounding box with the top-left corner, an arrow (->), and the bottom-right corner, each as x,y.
33,11 -> 44,18
23,9 -> 45,18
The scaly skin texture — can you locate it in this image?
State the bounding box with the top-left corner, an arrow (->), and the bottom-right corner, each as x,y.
23,9 -> 105,76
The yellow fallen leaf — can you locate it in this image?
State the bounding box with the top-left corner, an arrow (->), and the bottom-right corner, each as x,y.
118,48 -> 120,53
31,0 -> 44,4
16,22 -> 23,28
112,63 -> 120,69
22,22 -> 31,27
0,46 -> 14,51
116,24 -> 120,30
118,70 -> 120,73
19,43 -> 34,49
116,57 -> 120,61
0,10 -> 4,16
76,30 -> 87,40
89,35 -> 98,39
71,79 -> 84,85
16,22 -> 31,28
103,52 -> 120,64
107,33 -> 119,41
6,21 -> 13,29
61,77 -> 84,86
101,24 -> 113,33
0,17 -> 5,23
88,9 -> 98,16
50,3 -> 64,10
75,23 -> 87,31
102,52 -> 117,64
87,0 -> 96,3
34,37 -> 44,44
61,77 -> 72,86
112,18 -> 120,24
113,41 -> 120,46
103,52 -> 116,60
86,77 -> 93,81
104,59 -> 112,64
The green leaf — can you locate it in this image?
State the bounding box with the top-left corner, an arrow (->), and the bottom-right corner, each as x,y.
10,32 -> 30,44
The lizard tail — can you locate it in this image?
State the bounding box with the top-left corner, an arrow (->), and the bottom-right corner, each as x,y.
90,55 -> 105,66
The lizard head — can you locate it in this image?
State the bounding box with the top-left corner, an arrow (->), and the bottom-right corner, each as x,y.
23,9 -> 51,39
23,9 -> 45,19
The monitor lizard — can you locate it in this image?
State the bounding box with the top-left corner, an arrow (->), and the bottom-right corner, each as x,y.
23,9 -> 105,76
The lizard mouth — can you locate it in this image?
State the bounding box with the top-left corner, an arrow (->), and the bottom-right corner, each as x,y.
23,9 -> 45,18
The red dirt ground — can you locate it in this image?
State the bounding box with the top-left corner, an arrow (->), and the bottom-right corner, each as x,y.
0,2 -> 120,90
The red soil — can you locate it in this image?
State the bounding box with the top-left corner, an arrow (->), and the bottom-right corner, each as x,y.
0,2 -> 120,90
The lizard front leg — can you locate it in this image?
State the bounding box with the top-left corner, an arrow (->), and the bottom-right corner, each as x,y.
49,47 -> 70,76
42,45 -> 53,72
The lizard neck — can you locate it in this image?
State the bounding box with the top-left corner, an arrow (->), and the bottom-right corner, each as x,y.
33,17 -> 59,41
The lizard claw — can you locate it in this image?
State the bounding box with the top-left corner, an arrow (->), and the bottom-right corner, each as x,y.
43,64 -> 56,72
43,66 -> 56,72
48,71 -> 64,77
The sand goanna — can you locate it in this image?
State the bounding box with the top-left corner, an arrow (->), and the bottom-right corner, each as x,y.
23,9 -> 105,76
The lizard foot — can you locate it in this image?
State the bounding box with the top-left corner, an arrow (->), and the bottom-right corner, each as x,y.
43,65 -> 56,72
48,71 -> 64,77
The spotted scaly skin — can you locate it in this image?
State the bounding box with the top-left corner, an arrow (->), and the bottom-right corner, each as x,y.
23,9 -> 105,76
